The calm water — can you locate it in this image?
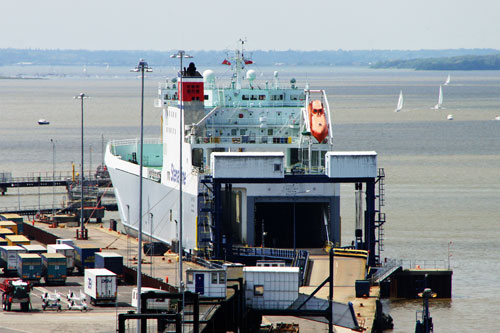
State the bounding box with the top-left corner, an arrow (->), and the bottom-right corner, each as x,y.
1,66 -> 500,331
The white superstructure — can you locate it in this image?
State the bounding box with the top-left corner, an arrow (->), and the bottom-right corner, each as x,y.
105,41 -> 341,255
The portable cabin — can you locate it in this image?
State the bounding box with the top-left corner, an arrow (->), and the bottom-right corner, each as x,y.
243,266 -> 300,310
6,235 -> 30,247
0,228 -> 14,239
131,287 -> 170,311
0,221 -> 18,235
0,214 -> 24,234
186,268 -> 227,298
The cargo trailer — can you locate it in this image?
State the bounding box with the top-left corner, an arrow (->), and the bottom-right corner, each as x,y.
41,253 -> 67,285
84,268 -> 117,305
17,253 -> 42,283
0,245 -> 25,275
73,243 -> 100,274
47,244 -> 75,274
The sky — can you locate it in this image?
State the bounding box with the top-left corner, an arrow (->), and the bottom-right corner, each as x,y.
2,0 -> 499,51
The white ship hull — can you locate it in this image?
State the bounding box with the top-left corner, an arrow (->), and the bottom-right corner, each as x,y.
105,143 -> 198,250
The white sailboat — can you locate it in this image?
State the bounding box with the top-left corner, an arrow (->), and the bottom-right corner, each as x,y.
395,90 -> 403,112
444,74 -> 451,86
434,85 -> 443,109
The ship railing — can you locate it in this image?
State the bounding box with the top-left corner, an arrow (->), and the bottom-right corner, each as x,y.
194,165 -> 324,176
192,135 -> 300,145
383,258 -> 448,270
232,246 -> 308,260
2,172 -> 75,183
110,138 -> 162,147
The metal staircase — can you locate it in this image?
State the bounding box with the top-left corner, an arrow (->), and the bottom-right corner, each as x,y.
374,168 -> 386,266
197,179 -> 215,258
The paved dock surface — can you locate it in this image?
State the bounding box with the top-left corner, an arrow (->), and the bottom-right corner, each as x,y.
2,222 -> 380,332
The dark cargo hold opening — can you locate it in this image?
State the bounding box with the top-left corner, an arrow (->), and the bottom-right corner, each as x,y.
254,202 -> 328,248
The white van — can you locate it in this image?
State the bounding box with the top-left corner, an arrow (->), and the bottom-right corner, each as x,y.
131,287 -> 170,311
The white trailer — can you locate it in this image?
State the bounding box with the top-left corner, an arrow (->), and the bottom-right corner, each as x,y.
131,287 -> 170,311
47,244 -> 75,274
0,246 -> 25,273
84,268 -> 117,305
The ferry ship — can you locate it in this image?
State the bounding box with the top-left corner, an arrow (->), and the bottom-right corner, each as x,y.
105,42 -> 341,256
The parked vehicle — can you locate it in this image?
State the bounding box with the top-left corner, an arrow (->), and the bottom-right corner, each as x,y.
84,268 -> 117,305
0,278 -> 30,311
17,253 -> 42,284
41,253 -> 67,285
0,245 -> 25,275
47,244 -> 75,275
95,252 -> 123,278
73,243 -> 100,274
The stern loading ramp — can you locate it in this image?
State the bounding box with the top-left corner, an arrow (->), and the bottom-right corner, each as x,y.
206,151 -> 385,267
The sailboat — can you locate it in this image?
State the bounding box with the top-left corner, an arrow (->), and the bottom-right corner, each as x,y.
434,86 -> 443,110
395,90 -> 403,112
444,74 -> 451,86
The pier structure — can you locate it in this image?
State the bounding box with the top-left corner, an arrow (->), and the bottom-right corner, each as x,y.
0,168 -> 116,217
205,151 -> 385,267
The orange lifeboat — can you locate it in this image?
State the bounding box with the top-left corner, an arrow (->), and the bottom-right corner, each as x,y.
308,100 -> 328,143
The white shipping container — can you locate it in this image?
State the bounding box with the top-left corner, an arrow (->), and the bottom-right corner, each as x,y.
211,152 -> 285,179
325,151 -> 377,178
84,268 -> 117,304
47,244 -> 75,272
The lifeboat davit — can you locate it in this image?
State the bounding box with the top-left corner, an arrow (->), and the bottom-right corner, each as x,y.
308,100 -> 328,143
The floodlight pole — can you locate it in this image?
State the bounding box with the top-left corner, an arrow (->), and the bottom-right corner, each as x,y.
170,50 -> 192,294
131,59 -> 152,319
51,139 -> 56,217
74,93 -> 88,239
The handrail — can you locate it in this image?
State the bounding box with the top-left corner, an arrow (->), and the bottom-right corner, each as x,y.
109,138 -> 162,147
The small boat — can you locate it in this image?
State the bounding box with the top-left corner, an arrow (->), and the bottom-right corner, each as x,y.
38,119 -> 50,125
447,114 -> 453,120
444,74 -> 451,86
434,86 -> 443,110
395,90 -> 403,112
308,99 -> 329,143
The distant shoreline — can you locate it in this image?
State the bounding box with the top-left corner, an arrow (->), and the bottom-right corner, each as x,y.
0,48 -> 499,67
371,54 -> 500,70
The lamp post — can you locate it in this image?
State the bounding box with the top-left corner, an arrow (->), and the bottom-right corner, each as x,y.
74,93 -> 88,239
51,139 -> 56,217
130,59 -> 152,317
170,50 -> 192,294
